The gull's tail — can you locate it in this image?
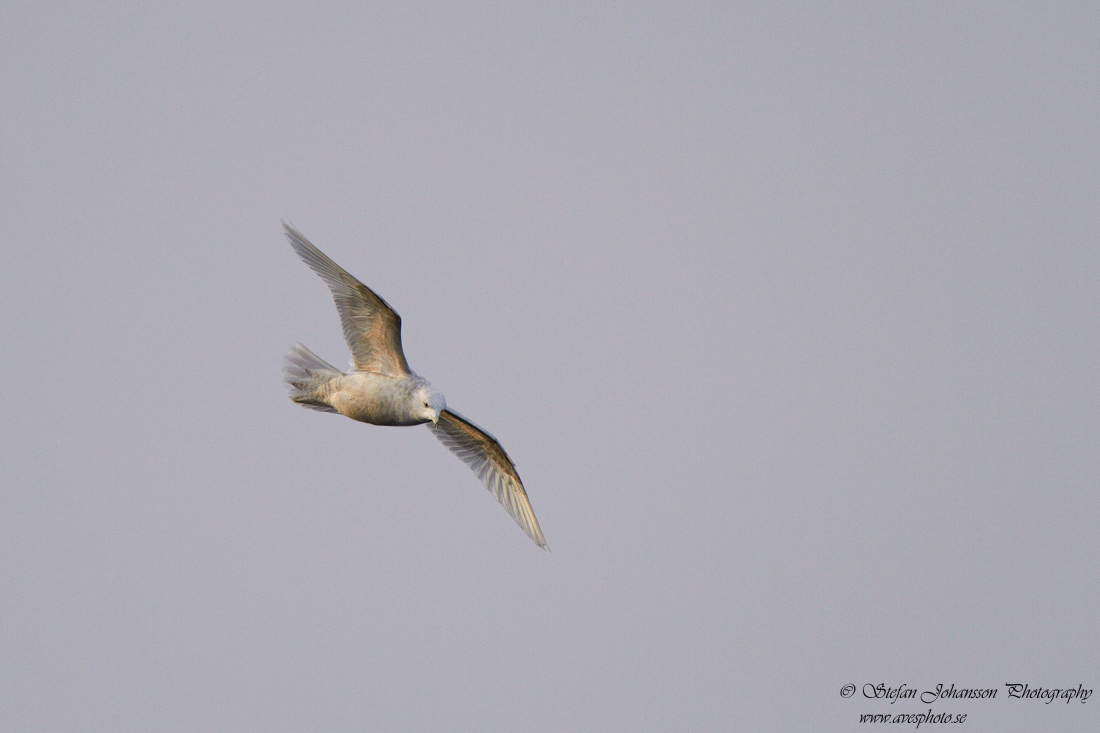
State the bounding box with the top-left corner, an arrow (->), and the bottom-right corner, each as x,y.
283,343 -> 343,413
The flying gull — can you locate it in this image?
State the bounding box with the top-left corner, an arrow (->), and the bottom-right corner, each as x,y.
282,223 -> 548,549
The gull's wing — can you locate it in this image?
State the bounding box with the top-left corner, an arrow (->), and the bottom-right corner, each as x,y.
284,222 -> 411,376
428,409 -> 548,550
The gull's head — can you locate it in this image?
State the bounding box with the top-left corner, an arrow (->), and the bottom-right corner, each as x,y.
415,384 -> 446,424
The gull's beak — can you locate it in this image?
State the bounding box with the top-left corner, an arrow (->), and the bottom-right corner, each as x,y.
431,411 -> 440,425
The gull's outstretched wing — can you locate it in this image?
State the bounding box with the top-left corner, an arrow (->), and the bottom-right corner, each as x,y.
284,223 -> 411,376
428,409 -> 548,550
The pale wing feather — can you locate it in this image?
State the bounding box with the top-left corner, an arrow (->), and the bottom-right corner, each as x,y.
284,223 -> 411,376
429,409 -> 548,550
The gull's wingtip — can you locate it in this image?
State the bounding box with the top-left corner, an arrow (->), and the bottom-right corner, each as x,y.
529,524 -> 550,551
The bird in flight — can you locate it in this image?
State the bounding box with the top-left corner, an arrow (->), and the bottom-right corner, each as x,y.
282,223 -> 548,549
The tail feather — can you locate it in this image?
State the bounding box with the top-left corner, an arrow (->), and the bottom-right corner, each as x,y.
283,343 -> 342,413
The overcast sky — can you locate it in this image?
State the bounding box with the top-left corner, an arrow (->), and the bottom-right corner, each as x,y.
2,3 -> 1098,731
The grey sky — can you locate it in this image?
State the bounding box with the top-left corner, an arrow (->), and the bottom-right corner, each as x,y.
2,3 -> 1097,731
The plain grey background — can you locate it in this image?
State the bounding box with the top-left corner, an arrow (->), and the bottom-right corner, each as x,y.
2,3 -> 1097,731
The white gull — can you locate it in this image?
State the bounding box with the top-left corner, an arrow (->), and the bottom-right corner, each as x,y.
282,223 -> 548,549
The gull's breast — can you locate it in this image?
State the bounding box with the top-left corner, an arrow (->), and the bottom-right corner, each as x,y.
328,372 -> 425,426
